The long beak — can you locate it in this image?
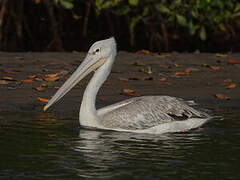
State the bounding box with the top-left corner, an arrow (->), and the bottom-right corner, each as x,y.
44,55 -> 106,111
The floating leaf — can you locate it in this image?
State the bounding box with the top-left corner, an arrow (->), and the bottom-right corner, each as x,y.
2,76 -> 15,81
225,83 -> 237,89
34,87 -> 46,92
28,75 -> 37,79
3,69 -> 21,74
37,97 -> 49,103
209,66 -> 222,70
119,77 -> 129,82
121,89 -> 140,96
214,94 -> 230,100
227,59 -> 240,64
35,78 -> 43,81
0,80 -> 12,84
174,72 -> 190,76
215,53 -> 228,58
203,64 -> 222,70
136,49 -> 150,54
21,79 -> 34,83
159,77 -> 167,82
44,76 -> 60,82
140,66 -> 152,74
223,79 -> 232,83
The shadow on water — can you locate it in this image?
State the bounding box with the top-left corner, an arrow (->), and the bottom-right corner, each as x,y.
0,110 -> 240,179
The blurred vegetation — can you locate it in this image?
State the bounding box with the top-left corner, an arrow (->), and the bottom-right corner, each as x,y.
0,0 -> 240,52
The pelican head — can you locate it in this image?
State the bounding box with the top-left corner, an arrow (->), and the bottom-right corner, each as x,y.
44,37 -> 117,111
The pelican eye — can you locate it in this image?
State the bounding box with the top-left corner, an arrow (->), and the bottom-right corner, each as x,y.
94,48 -> 100,53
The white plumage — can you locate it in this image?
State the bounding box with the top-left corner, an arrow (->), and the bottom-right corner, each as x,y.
44,37 -> 212,134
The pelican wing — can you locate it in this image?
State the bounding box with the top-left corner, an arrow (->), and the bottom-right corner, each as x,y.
98,96 -> 209,130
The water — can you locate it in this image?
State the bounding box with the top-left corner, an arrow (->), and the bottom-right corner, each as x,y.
0,111 -> 240,179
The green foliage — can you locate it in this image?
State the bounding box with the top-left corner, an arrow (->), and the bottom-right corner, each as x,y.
92,0 -> 240,47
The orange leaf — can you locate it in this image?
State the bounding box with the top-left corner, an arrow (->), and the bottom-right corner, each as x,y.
3,69 -> 21,74
174,72 -> 190,76
223,79 -> 232,83
121,89 -> 140,96
214,94 -> 230,100
225,83 -> 237,89
37,97 -> 49,103
21,79 -> 34,83
2,76 -> 15,81
28,75 -> 37,79
136,49 -> 150,54
227,59 -> 240,64
0,80 -> 12,84
43,76 -> 60,82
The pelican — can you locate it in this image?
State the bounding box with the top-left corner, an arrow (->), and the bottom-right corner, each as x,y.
44,37 -> 212,134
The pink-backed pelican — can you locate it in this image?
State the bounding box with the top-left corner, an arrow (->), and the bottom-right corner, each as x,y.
44,37 -> 212,134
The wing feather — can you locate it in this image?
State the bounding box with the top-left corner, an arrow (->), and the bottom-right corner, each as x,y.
98,96 -> 209,130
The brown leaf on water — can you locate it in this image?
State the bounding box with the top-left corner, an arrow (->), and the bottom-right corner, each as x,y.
209,66 -> 222,70
2,76 -> 15,81
118,77 -> 129,82
44,70 -> 68,82
214,94 -> 230,100
44,76 -> 60,82
0,80 -> 12,84
34,87 -> 46,92
136,49 -> 150,54
37,97 -> 49,103
54,86 -> 60,89
3,69 -> 21,74
223,79 -> 232,83
28,75 -> 37,79
21,79 -> 34,83
121,89 -> 140,96
35,77 -> 43,81
139,66 -> 152,74
184,67 -> 200,73
225,83 -> 237,89
159,77 -> 167,82
227,59 -> 240,64
202,64 -> 222,70
174,72 -> 190,76
215,53 -> 228,58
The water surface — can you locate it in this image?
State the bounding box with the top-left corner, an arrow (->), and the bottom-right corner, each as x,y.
0,111 -> 239,179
